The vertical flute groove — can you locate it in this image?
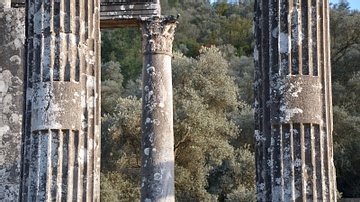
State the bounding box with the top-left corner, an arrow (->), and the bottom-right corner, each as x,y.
254,0 -> 336,201
21,0 -> 101,201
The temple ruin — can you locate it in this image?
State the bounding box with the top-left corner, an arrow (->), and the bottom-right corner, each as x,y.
1,0 -> 177,201
1,0 -> 336,201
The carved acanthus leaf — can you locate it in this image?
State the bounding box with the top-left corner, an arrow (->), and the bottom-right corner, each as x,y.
140,15 -> 178,55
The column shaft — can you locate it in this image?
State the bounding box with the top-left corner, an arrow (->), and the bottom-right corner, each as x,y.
0,3 -> 25,201
254,0 -> 336,201
21,0 -> 101,201
0,0 -> 11,8
140,16 -> 177,202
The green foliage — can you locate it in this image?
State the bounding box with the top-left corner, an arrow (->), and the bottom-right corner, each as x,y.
101,96 -> 142,172
100,96 -> 142,199
163,0 -> 254,57
100,46 -> 255,201
333,106 -> 360,197
207,147 -> 255,201
231,104 -> 254,150
101,28 -> 142,85
220,45 -> 254,104
225,185 -> 255,202
213,2 -> 230,16
220,15 -> 252,55
172,47 -> 243,200
101,172 -> 140,202
330,5 -> 360,198
330,7 -> 360,84
99,0 -> 360,200
225,147 -> 256,202
333,72 -> 360,115
101,61 -> 124,114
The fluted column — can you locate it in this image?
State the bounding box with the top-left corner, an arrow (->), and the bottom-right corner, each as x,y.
0,2 -> 25,201
254,0 -> 336,201
21,0 -> 101,201
139,16 -> 177,202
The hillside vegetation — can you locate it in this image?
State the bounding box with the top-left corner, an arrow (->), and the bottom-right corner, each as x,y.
100,0 -> 360,200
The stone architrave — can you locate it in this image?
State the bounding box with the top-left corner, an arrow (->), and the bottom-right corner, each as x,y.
0,1 -> 25,201
20,0 -> 101,201
139,15 -> 178,202
254,0 -> 336,201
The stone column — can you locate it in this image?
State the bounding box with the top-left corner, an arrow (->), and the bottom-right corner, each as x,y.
0,2 -> 25,201
20,0 -> 101,201
254,0 -> 336,201
0,0 -> 11,8
139,16 -> 177,202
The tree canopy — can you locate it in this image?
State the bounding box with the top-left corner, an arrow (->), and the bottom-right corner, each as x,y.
101,46 -> 256,201
330,2 -> 360,197
100,0 -> 360,200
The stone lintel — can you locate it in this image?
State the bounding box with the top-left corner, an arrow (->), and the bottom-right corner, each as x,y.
99,2 -> 160,29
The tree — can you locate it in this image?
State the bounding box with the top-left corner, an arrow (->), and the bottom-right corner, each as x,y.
162,0 -> 254,57
99,2 -> 360,199
101,28 -> 142,85
330,6 -> 360,84
333,106 -> 360,197
100,47 -> 255,201
172,47 -> 242,201
330,4 -> 360,198
101,61 -> 124,114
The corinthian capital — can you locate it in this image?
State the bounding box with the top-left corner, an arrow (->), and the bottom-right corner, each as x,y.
140,15 -> 178,55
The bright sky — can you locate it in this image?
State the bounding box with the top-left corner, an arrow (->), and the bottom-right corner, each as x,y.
330,0 -> 360,10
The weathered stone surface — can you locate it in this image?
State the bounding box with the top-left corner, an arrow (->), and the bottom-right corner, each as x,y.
31,82 -> 82,131
0,0 -> 11,8
0,2 -> 25,201
100,0 -> 161,28
254,0 -> 336,201
140,16 -> 177,202
21,0 -> 101,201
270,76 -> 322,124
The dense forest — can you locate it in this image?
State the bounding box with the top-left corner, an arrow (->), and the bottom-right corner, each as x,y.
99,0 -> 360,201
